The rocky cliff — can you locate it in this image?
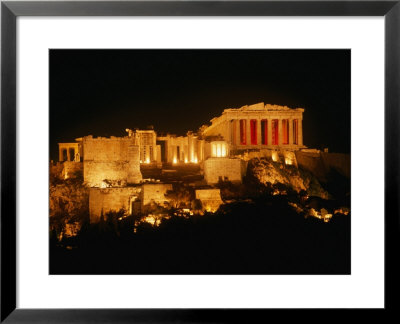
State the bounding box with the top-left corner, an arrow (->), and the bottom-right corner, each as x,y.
248,158 -> 330,199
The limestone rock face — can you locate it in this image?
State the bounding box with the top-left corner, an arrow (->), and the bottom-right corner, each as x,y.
249,159 -> 305,190
248,158 -> 329,199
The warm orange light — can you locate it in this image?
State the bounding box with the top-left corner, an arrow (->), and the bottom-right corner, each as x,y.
221,145 -> 226,157
173,157 -> 177,164
216,144 -> 221,157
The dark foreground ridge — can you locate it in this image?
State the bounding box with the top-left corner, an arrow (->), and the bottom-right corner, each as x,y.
50,193 -> 350,275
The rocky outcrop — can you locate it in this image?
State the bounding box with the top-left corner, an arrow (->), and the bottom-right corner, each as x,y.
248,158 -> 330,199
49,179 -> 89,222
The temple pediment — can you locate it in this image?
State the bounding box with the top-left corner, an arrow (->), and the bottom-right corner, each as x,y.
240,102 -> 265,111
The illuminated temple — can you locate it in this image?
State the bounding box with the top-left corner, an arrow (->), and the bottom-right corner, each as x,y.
59,102 -> 304,165
55,102 -> 306,221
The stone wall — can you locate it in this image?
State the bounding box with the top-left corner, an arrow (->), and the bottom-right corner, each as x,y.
195,189 -> 223,212
204,157 -> 246,184
83,136 -> 142,187
295,151 -> 327,182
62,161 -> 83,179
295,151 -> 350,182
321,152 -> 350,178
89,187 -> 141,223
141,183 -> 173,211
50,161 -> 83,180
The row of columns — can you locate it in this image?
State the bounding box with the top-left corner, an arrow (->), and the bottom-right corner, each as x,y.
231,118 -> 303,147
59,147 -> 76,162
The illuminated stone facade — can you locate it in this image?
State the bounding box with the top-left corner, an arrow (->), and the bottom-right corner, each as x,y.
82,135 -> 142,187
89,187 -> 141,223
157,132 -> 205,164
141,183 -> 173,212
195,189 -> 223,213
56,101 -> 307,221
204,157 -> 247,184
126,129 -> 161,164
201,102 -> 304,153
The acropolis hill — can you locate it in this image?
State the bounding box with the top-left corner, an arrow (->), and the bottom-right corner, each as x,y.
51,102 -> 350,227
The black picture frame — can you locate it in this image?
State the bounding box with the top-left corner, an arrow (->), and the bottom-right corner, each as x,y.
1,0 -> 399,322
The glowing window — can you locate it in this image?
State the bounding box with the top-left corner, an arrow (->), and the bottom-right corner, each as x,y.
211,142 -> 227,157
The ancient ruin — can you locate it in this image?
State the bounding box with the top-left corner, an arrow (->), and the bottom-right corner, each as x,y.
53,102 -> 321,223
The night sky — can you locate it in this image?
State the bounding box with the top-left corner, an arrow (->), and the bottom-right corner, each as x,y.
50,49 -> 350,161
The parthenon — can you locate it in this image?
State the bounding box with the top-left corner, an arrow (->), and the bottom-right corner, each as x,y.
202,102 -> 304,151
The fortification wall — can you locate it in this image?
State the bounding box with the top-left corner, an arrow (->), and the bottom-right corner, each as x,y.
83,161 -> 129,187
50,162 -> 83,180
321,152 -> 350,178
295,151 -> 327,182
83,136 -> 142,187
89,187 -> 141,223
141,183 -> 173,210
62,161 -> 83,179
195,188 -> 223,212
83,136 -> 130,161
295,151 -> 350,182
204,157 -> 246,184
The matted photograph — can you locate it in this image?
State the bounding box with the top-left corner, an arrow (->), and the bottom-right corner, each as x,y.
49,49 -> 350,274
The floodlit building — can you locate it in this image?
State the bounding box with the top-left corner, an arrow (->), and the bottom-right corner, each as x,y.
201,102 -> 304,153
55,102 -> 307,220
126,129 -> 160,164
80,135 -> 142,187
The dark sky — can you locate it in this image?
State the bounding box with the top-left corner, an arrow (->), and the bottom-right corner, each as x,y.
50,49 -> 350,160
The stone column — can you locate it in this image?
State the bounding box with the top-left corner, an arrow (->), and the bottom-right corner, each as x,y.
278,119 -> 283,146
66,148 -> 71,162
188,134 -> 193,162
267,119 -> 272,146
59,146 -> 63,162
299,119 -> 303,146
246,118 -> 251,146
237,120 -> 241,146
227,120 -> 232,145
257,119 -> 261,146
289,118 -> 294,145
